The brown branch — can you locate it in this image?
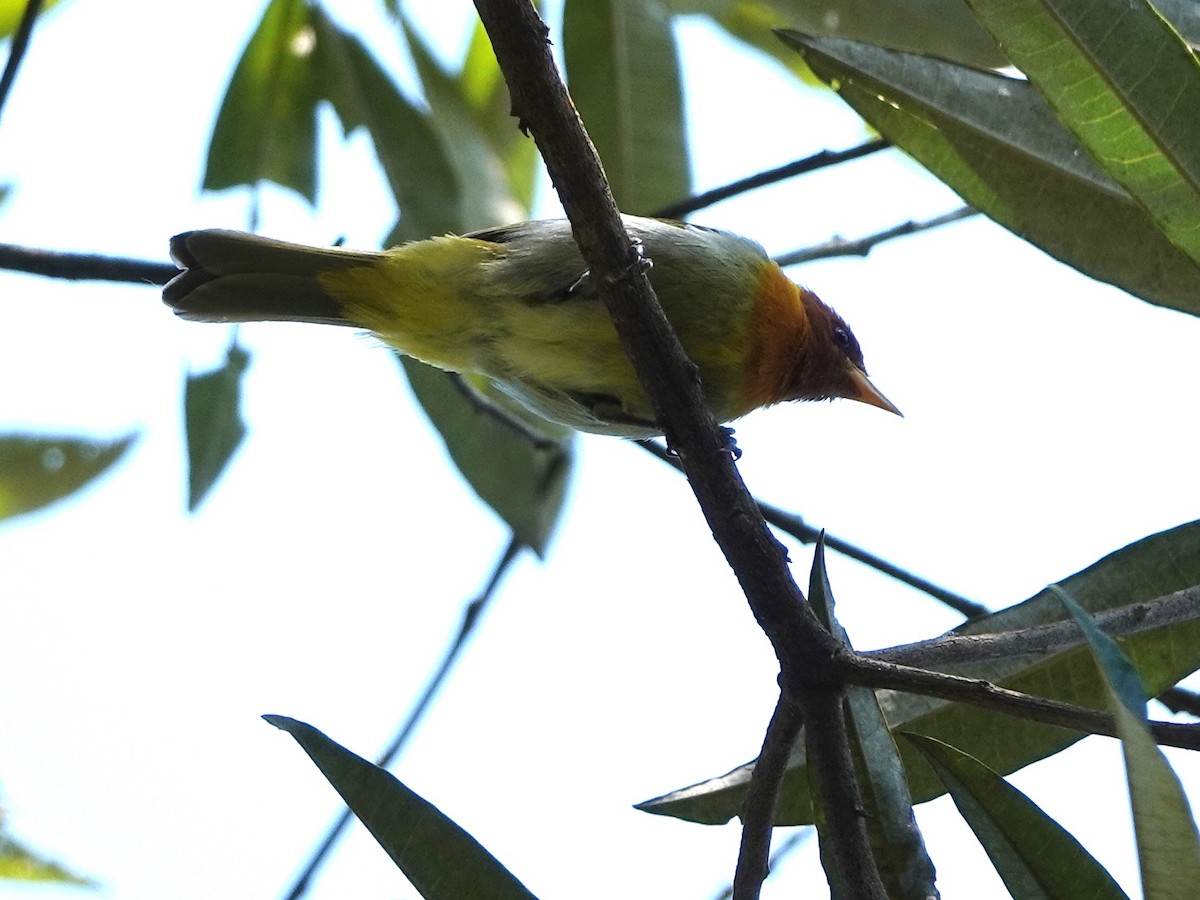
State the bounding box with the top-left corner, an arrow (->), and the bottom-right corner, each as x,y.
471,0 -> 876,888
733,694 -> 806,900
0,242 -> 178,285
1159,686 -> 1200,718
774,206 -> 979,267
651,139 -> 891,220
0,0 -> 43,127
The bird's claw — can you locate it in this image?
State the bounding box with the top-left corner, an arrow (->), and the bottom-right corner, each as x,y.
719,426 -> 743,461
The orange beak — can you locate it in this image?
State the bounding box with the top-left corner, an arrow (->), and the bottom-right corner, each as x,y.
844,365 -> 903,416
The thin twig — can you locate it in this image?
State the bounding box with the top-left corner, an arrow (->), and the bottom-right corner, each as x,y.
0,242 -> 178,284
652,139 -> 891,220
0,0 -> 43,127
873,588 -> 1200,670
843,654 -> 1200,751
775,206 -> 979,267
280,535 -> 525,900
711,830 -> 810,900
732,694 -> 806,900
1158,686 -> 1200,718
635,439 -> 986,618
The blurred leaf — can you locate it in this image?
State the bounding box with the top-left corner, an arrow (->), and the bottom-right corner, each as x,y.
0,0 -> 62,41
777,31 -> 1200,317
1054,589 -> 1200,898
265,715 -> 541,900
312,7 -> 460,242
0,183 -> 10,206
671,0 -> 1005,70
639,519 -> 1200,825
964,0 -> 1200,267
906,735 -> 1129,900
401,358 -> 573,558
204,0 -> 319,201
0,829 -> 94,886
0,432 -> 136,523
185,341 -> 249,512
399,14 -> 527,229
808,539 -> 939,900
460,15 -> 541,211
563,0 -> 691,212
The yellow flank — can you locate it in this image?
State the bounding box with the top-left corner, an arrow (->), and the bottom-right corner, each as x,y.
317,236 -> 501,373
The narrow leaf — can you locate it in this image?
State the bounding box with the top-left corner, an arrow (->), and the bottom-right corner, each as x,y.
401,358 -> 573,558
0,432 -> 136,523
1053,590 -> 1200,899
265,715 -> 540,900
0,835 -> 94,887
563,0 -> 691,212
964,0 -> 1200,265
906,734 -> 1129,900
185,341 -> 250,512
777,31 -> 1200,317
312,8 -> 461,241
808,538 -> 940,900
204,0 -> 319,201
639,520 -> 1200,825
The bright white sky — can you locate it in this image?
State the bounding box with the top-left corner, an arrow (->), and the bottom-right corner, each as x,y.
2,2 -> 1199,899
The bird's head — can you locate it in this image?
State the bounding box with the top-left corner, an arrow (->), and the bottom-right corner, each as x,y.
796,296 -> 901,416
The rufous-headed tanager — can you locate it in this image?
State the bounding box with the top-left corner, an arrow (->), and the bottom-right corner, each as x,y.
164,215 -> 899,438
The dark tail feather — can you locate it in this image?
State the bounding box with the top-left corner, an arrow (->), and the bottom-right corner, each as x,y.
164,230 -> 381,325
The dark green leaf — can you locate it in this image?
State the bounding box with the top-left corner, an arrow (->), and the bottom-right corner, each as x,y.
1052,589 -> 1200,898
0,432 -> 136,523
401,358 -> 573,558
964,0 -> 1200,266
808,539 -> 939,900
185,341 -> 250,512
204,0 -> 320,201
264,715 -> 540,900
563,0 -> 691,212
777,31 -> 1200,317
639,520 -> 1200,825
312,8 -> 461,242
906,734 -> 1129,900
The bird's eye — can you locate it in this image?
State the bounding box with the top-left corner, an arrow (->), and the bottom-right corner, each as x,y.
833,326 -> 851,349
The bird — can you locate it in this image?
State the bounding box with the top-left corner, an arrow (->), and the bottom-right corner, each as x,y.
164,215 -> 899,439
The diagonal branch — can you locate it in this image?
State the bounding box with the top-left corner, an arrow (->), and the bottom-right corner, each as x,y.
0,0 -> 44,127
775,206 -> 979,267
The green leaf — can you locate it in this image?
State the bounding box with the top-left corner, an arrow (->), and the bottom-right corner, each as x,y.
1052,589 -> 1200,899
674,0 -> 1007,71
204,0 -> 320,201
777,31 -> 1200,317
399,14 -> 528,229
563,0 -> 691,213
808,539 -> 939,900
963,0 -> 1200,266
401,358 -> 573,558
0,432 -> 136,523
312,7 -> 461,242
638,519 -> 1200,825
906,734 -> 1129,900
185,341 -> 250,512
0,0 -> 63,42
264,715 -> 540,900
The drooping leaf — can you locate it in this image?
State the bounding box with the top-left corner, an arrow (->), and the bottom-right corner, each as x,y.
0,432 -> 136,523
639,519 -> 1200,825
777,31 -> 1200,317
963,0 -> 1200,267
563,0 -> 691,212
185,341 -> 250,512
265,715 -> 540,900
312,7 -> 461,242
672,0 -> 1006,71
1053,589 -> 1200,900
401,358 -> 573,558
906,734 -> 1129,900
204,0 -> 320,201
809,540 -> 939,900
399,13 -> 528,229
